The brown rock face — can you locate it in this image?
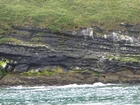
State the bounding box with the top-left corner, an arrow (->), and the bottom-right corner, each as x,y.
1,70 -> 140,87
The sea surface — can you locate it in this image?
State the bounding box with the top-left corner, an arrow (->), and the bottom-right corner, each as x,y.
0,83 -> 140,105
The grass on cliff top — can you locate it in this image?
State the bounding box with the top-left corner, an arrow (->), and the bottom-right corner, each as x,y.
0,0 -> 140,34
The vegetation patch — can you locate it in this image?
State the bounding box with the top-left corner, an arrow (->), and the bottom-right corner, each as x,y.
93,72 -> 99,77
38,32 -> 45,37
0,0 -> 140,34
69,70 -> 85,74
118,56 -> 140,63
0,60 -> 7,79
0,68 -> 7,79
20,70 -> 53,76
0,38 -> 21,44
0,60 -> 7,68
31,37 -> 42,42
108,55 -> 140,63
20,67 -> 63,76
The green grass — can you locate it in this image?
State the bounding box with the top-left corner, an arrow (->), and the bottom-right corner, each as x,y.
0,38 -> 21,44
0,61 -> 7,79
118,56 -> 140,63
93,72 -> 99,77
108,55 -> 140,63
20,70 -> 53,76
20,67 -> 63,76
0,60 -> 7,68
0,0 -> 140,34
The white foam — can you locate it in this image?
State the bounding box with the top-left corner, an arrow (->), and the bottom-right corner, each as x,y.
55,82 -> 115,89
7,82 -> 116,90
8,85 -> 46,89
8,85 -> 23,89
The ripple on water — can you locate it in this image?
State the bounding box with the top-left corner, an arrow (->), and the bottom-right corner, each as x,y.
0,83 -> 140,105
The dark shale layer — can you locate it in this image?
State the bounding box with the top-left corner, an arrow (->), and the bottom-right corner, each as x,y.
0,24 -> 140,86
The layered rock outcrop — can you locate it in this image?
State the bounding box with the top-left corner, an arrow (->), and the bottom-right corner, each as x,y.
0,24 -> 140,74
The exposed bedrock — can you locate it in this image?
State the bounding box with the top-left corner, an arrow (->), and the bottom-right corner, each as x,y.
0,24 -> 140,73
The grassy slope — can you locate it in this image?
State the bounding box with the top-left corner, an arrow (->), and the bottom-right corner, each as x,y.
0,0 -> 140,33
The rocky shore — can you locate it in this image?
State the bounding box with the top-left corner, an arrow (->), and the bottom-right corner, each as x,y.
0,23 -> 140,86
0,69 -> 140,87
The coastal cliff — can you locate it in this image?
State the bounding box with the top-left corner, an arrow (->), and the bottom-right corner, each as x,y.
0,23 -> 140,86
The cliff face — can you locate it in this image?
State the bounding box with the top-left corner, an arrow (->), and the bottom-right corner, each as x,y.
0,24 -> 140,74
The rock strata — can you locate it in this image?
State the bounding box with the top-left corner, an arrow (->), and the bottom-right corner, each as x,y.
0,24 -> 140,84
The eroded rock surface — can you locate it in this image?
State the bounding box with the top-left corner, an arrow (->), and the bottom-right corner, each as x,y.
0,24 -> 140,75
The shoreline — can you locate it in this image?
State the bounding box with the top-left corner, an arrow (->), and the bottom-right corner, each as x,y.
1,70 -> 140,87
2,83 -> 140,89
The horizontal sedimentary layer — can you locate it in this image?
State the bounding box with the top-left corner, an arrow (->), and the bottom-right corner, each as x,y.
0,24 -> 140,74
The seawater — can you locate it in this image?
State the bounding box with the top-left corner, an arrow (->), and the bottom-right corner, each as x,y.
0,83 -> 140,105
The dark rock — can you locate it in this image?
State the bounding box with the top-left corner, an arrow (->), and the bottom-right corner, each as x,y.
0,24 -> 140,74
14,64 -> 29,72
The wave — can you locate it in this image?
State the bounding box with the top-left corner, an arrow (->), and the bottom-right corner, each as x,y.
56,82 -> 116,89
7,82 -> 116,90
7,85 -> 46,89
